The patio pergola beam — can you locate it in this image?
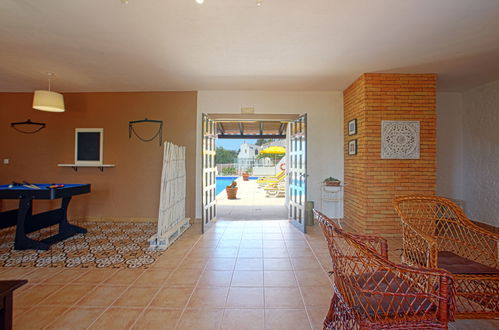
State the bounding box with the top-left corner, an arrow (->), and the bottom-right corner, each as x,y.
217,134 -> 286,139
278,123 -> 286,135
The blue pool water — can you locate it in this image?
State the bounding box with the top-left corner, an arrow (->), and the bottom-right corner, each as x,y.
216,176 -> 257,195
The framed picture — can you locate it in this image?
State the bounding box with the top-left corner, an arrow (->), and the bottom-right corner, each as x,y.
348,119 -> 357,136
75,128 -> 104,165
348,139 -> 357,155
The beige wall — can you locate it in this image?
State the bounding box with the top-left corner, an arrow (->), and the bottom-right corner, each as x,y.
436,92 -> 464,200
196,91 -> 344,219
0,92 -> 197,221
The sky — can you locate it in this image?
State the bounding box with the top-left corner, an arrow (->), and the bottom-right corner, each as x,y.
217,138 -> 256,150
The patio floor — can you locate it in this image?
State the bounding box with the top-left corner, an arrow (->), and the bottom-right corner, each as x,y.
217,178 -> 287,221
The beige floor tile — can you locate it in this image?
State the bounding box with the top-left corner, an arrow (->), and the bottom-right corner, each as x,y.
16,284 -> 64,306
133,269 -> 171,287
103,269 -> 144,286
235,258 -> 264,270
15,305 -> 69,330
301,286 -> 333,307
77,285 -> 127,307
113,286 -> 159,307
264,271 -> 298,287
168,268 -> 202,286
42,284 -> 96,305
21,268 -> 62,283
177,308 -> 224,330
226,287 -> 264,308
264,287 -> 304,308
294,270 -> 331,287
290,257 -> 323,271
151,257 -> 183,270
89,307 -> 143,329
238,248 -> 264,258
213,248 -> 239,258
188,287 -> 229,308
287,248 -> 314,258
232,270 -> 264,287
306,306 -> 330,330
132,308 -> 182,329
452,319 -> 499,330
263,248 -> 289,258
221,309 -> 264,330
43,269 -> 88,284
0,267 -> 35,280
198,270 -> 233,287
46,307 -> 103,330
206,258 -> 236,271
178,257 -> 208,271
264,309 -> 311,330
263,241 -> 287,248
73,269 -> 118,284
13,307 -> 31,320
263,258 -> 293,271
150,286 -> 194,308
239,240 -> 263,248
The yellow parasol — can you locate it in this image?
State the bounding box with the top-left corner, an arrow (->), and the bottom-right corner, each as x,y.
260,146 -> 286,155
259,146 -> 286,174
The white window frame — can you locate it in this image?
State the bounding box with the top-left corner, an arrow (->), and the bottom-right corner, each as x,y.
75,128 -> 104,165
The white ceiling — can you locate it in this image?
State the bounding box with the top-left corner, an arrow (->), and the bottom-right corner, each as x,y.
1,0 -> 499,92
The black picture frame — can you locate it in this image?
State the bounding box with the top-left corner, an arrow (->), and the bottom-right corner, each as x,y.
348,139 -> 357,156
348,119 -> 357,136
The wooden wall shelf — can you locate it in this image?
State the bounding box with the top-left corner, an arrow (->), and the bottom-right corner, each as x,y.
58,164 -> 115,172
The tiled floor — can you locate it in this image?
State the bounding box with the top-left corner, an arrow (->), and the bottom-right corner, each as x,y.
217,179 -> 288,221
2,220 -> 498,329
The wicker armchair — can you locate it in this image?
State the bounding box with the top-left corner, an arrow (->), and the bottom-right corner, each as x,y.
393,195 -> 499,319
314,210 -> 455,329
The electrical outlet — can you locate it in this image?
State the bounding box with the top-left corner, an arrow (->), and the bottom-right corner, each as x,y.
3,159 -> 9,165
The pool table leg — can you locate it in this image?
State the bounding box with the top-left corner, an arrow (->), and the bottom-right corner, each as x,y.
14,197 -> 49,250
58,197 -> 87,235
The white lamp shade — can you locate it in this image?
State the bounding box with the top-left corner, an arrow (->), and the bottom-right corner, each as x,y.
33,90 -> 65,112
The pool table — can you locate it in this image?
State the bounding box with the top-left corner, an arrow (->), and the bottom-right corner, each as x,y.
0,183 -> 90,250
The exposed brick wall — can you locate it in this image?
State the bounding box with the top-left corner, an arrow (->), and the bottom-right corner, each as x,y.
343,73 -> 437,237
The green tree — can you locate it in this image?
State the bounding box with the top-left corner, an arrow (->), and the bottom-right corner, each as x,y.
255,138 -> 274,146
215,147 -> 238,164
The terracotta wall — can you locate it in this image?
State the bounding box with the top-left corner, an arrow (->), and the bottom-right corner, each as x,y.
343,73 -> 437,237
0,92 -> 197,222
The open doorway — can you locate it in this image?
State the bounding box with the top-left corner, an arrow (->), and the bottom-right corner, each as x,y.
202,114 -> 308,232
216,137 -> 287,221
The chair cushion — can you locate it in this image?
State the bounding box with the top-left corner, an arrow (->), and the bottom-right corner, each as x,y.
350,271 -> 436,318
438,251 -> 499,275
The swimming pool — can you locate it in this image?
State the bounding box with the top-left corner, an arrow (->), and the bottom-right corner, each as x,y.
216,176 -> 257,195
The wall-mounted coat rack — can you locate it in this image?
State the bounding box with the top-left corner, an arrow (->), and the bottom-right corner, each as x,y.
11,119 -> 46,134
128,118 -> 163,146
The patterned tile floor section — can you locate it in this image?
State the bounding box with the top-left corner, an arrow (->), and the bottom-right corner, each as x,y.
0,222 -> 163,268
0,220 -> 496,329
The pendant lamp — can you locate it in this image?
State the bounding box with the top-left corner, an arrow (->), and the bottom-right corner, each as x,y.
33,73 -> 65,112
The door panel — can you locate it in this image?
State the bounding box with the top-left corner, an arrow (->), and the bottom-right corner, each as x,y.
202,114 -> 217,233
288,114 -> 307,233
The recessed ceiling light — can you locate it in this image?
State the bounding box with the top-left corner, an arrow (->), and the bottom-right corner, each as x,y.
256,0 -> 263,6
121,0 -> 129,4
196,0 -> 204,4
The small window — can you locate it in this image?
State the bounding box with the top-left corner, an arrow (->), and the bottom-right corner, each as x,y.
75,128 -> 104,165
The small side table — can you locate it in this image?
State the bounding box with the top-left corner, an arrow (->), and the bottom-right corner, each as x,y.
320,184 -> 344,219
0,280 -> 27,330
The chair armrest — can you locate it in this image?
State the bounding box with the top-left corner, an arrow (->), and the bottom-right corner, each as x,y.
401,222 -> 438,268
348,233 -> 388,259
440,219 -> 498,268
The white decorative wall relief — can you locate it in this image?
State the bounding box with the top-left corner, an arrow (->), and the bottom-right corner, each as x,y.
381,121 -> 420,159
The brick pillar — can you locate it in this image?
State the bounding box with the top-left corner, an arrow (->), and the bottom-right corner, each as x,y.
343,73 -> 437,237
